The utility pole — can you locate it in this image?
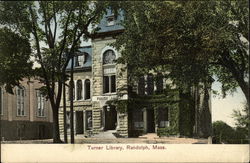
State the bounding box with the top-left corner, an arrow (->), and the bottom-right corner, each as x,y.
70,54 -> 75,144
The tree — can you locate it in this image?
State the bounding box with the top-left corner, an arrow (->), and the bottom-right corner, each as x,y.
212,121 -> 235,144
232,103 -> 249,141
111,1 -> 249,105
0,28 -> 33,93
0,1 -> 108,143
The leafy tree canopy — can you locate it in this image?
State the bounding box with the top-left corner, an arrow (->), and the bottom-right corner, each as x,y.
0,28 -> 33,93
111,1 -> 249,103
232,103 -> 249,138
0,1 -> 110,143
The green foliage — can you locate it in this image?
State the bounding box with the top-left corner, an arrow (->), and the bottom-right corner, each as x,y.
106,99 -> 128,113
232,103 -> 249,141
212,121 -> 248,144
0,1 -> 110,143
178,90 -> 195,137
157,126 -> 179,137
212,121 -> 235,144
232,103 -> 249,128
0,1 -> 109,96
0,28 -> 33,93
111,1 -> 249,103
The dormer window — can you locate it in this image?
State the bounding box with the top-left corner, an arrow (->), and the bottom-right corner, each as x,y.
107,16 -> 115,26
75,53 -> 88,67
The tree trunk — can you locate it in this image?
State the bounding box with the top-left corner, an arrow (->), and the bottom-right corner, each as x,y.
52,107 -> 63,143
63,82 -> 68,143
70,55 -> 75,144
238,81 -> 249,108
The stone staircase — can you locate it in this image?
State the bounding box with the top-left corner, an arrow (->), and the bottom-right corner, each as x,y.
90,130 -> 117,139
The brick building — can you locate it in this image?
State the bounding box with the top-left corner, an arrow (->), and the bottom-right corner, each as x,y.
0,79 -> 53,141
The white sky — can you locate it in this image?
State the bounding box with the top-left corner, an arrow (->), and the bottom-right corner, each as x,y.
211,81 -> 246,127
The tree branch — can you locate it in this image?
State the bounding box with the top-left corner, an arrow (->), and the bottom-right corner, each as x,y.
29,4 -> 55,108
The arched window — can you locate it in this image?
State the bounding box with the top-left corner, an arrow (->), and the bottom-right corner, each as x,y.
103,50 -> 116,65
84,79 -> 91,100
103,49 -> 116,94
76,80 -> 82,100
68,82 -> 75,101
16,86 -> 25,116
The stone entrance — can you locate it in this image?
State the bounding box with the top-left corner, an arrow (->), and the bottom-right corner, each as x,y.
104,105 -> 117,130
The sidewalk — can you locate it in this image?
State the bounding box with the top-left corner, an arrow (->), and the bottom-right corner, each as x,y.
2,133 -> 208,144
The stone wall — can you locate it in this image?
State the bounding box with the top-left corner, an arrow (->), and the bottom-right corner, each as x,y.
92,37 -> 128,137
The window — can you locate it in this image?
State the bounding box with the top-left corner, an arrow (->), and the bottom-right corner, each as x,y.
106,16 -> 115,26
157,108 -> 169,128
16,87 -> 25,116
68,82 -> 75,101
76,80 -> 82,100
156,73 -> 163,94
75,53 -> 88,67
103,49 -> 116,94
111,75 -> 116,92
36,90 -> 45,117
138,76 -> 145,95
86,110 -> 92,130
103,75 -> 116,93
84,79 -> 91,100
146,74 -> 154,95
0,87 -> 3,115
133,109 -> 144,129
103,50 -> 116,65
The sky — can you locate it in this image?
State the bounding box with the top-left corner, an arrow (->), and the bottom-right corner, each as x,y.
211,81 -> 246,127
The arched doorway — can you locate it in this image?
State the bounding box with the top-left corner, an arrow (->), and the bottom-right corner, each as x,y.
104,105 -> 117,130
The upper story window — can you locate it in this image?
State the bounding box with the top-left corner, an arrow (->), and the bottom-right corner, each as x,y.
146,74 -> 154,95
103,49 -> 116,94
68,82 -> 75,101
75,53 -> 88,67
103,75 -> 116,94
138,76 -> 145,95
103,50 -> 116,65
84,79 -> 91,100
106,16 -> 115,26
16,86 -> 25,116
76,80 -> 83,100
156,73 -> 163,94
0,87 -> 3,115
36,90 -> 45,117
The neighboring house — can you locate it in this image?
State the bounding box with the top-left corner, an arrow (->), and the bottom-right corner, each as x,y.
59,9 -> 212,138
0,79 -> 53,141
